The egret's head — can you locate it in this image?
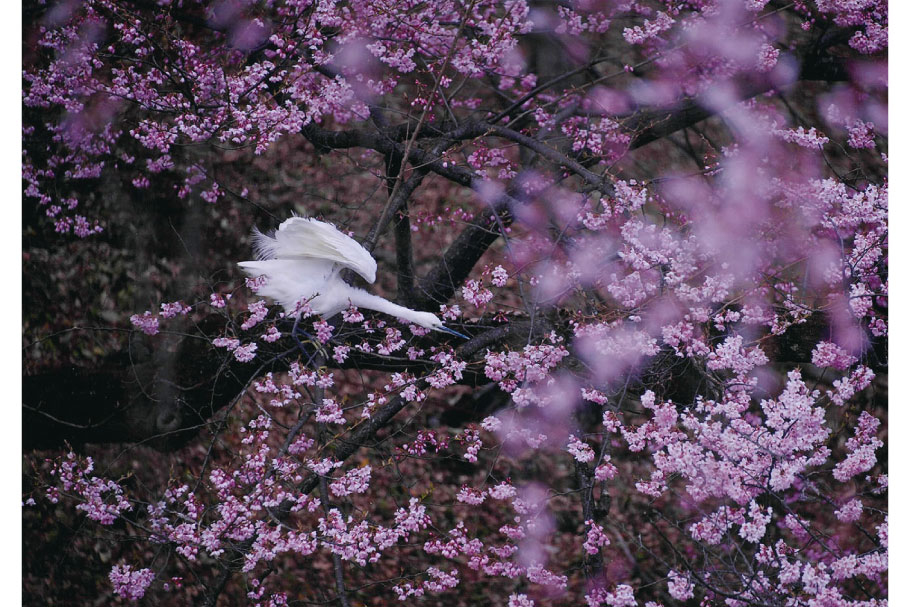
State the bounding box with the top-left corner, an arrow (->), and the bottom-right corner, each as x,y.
410,311 -> 470,339
410,311 -> 446,330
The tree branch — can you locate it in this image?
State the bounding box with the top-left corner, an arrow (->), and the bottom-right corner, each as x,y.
414,201 -> 512,310
395,207 -> 417,308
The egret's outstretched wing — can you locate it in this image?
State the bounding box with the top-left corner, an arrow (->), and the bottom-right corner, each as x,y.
252,217 -> 377,283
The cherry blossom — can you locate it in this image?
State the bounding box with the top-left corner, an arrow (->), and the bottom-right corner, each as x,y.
24,0 -> 887,604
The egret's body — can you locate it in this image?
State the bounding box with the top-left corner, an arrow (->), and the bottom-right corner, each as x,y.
238,217 -> 466,337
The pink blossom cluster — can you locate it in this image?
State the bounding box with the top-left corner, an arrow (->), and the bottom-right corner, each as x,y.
130,415 -> 441,581
561,116 -> 630,164
109,564 -> 155,601
666,571 -> 694,601
812,340 -> 858,370
241,300 -> 269,330
48,453 -> 132,525
622,12 -> 675,45
583,520 -> 610,554
567,435 -> 595,463
329,466 -> 372,497
392,567 -> 459,600
586,584 -> 637,607
484,334 -> 570,393
315,398 -> 345,424
462,278 -> 494,309
833,411 -> 883,482
400,430 -> 449,457
774,126 -> 830,148
129,311 -> 160,336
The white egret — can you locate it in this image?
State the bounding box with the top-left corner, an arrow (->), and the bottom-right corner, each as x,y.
238,217 -> 469,339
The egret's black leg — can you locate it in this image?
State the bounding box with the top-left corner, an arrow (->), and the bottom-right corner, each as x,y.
290,316 -> 324,368
290,315 -> 308,354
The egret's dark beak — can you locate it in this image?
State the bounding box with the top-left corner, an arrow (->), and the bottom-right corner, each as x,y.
438,325 -> 470,340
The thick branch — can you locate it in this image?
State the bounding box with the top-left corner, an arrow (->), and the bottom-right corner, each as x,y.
625,38 -> 851,149
24,306 -> 855,453
395,208 -> 416,307
414,202 -> 512,310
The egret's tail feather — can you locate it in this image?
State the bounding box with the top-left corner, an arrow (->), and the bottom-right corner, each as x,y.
250,227 -> 280,260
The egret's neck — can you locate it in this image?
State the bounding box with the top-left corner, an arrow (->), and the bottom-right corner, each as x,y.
346,288 -> 419,323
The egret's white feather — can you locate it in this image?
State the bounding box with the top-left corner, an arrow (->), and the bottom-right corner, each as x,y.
253,217 -> 377,284
238,258 -> 339,316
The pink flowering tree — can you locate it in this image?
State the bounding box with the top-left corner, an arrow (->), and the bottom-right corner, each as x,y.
23,0 -> 886,605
